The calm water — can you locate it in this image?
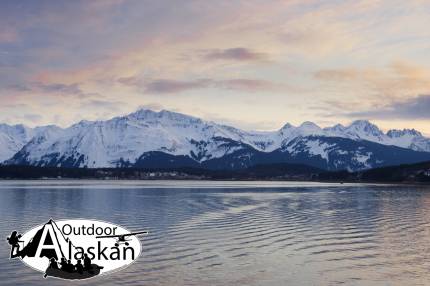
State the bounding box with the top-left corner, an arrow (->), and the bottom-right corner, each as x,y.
1,180 -> 430,286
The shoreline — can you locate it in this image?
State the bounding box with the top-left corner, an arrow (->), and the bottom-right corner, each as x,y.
0,178 -> 426,187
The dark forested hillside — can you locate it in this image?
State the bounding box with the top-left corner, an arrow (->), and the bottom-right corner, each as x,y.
1,161 -> 429,183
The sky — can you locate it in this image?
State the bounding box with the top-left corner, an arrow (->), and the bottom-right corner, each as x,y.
1,0 -> 430,135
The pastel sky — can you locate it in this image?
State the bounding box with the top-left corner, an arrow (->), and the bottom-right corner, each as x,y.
1,0 -> 430,135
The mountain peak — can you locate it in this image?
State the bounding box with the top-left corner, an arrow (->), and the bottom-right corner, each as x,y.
73,119 -> 92,128
324,123 -> 345,133
298,121 -> 321,130
280,122 -> 294,130
387,129 -> 423,138
349,119 -> 372,127
128,108 -> 158,119
347,120 -> 383,136
127,108 -> 202,123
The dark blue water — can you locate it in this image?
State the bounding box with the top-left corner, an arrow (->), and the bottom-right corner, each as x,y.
1,181 -> 430,286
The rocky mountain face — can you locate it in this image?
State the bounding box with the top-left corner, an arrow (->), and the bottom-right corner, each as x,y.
2,109 -> 430,171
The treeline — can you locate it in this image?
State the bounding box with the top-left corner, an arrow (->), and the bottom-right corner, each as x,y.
318,161 -> 430,183
0,161 -> 429,183
0,163 -> 321,180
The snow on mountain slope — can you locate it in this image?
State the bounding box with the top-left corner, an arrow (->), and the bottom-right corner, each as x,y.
280,135 -> 430,171
7,109 -> 279,167
0,124 -> 32,161
276,119 -> 430,153
323,120 -> 430,152
385,129 -> 430,152
0,124 -> 61,162
282,136 -> 375,170
2,108 -> 430,169
344,120 -> 385,142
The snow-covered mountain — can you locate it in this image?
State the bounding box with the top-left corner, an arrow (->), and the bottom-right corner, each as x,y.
323,120 -> 430,152
0,124 -> 31,162
2,109 -> 430,171
0,124 -> 61,162
6,109 -> 273,168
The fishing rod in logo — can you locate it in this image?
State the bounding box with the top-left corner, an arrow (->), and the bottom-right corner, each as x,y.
6,219 -> 148,280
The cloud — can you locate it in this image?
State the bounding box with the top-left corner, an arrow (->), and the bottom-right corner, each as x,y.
314,62 -> 430,100
119,77 -> 284,94
23,113 -> 43,122
314,68 -> 379,81
202,112 -> 279,131
346,94 -> 430,119
84,99 -> 125,111
144,79 -> 212,94
2,84 -> 32,92
137,103 -> 164,111
0,28 -> 18,43
2,82 -> 98,98
4,113 -> 44,124
215,79 -> 280,92
204,47 -> 268,62
38,83 -> 83,95
2,1 -> 430,134
117,76 -> 140,86
1,103 -> 28,109
278,8 -> 360,57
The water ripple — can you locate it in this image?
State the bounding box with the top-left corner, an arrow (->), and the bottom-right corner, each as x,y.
0,182 -> 430,286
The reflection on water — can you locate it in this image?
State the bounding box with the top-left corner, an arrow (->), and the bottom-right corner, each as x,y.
1,181 -> 430,286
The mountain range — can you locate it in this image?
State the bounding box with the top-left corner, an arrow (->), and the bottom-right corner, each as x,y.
1,109 -> 430,171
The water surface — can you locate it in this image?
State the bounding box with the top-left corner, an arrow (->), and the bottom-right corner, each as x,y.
1,180 -> 429,286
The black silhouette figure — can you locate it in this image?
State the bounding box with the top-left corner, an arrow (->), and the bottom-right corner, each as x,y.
75,259 -> 84,274
49,257 -> 59,269
44,258 -> 59,278
66,259 -> 74,273
83,253 -> 92,271
6,231 -> 23,258
60,257 -> 67,270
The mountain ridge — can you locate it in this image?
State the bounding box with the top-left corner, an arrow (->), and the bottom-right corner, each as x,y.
1,108 -> 430,171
